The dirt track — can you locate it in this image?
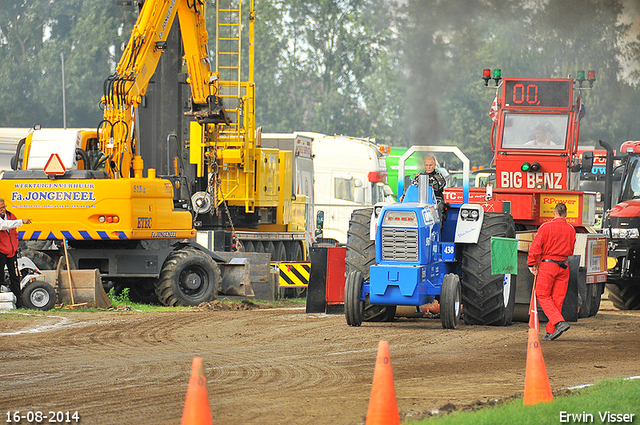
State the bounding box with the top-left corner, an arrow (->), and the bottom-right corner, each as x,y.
1,299 -> 639,425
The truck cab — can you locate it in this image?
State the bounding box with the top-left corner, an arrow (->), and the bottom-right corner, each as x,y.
306,133 -> 389,245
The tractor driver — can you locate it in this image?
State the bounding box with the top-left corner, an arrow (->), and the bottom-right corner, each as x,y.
0,198 -> 32,307
414,155 -> 447,218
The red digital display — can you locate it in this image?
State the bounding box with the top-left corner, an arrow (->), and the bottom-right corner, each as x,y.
504,79 -> 572,108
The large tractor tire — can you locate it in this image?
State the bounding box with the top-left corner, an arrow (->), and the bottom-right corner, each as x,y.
345,208 -> 396,322
606,280 -> 640,310
461,213 -> 517,326
19,249 -> 56,271
156,248 -> 221,307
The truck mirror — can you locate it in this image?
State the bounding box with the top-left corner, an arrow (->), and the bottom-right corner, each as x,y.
581,151 -> 594,173
316,210 -> 324,230
10,156 -> 16,171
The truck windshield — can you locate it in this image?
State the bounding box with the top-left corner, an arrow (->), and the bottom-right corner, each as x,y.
620,156 -> 640,202
501,113 -> 569,150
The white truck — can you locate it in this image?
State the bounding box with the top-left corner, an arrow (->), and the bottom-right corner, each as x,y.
263,132 -> 390,245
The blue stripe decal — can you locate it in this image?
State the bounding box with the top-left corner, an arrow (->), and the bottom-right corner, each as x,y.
21,230 -> 127,240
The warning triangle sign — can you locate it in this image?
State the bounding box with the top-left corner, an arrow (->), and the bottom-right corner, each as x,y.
44,153 -> 66,175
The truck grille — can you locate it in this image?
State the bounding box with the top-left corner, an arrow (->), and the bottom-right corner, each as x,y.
381,228 -> 419,262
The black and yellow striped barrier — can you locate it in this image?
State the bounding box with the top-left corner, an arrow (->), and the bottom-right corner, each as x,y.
272,262 -> 311,287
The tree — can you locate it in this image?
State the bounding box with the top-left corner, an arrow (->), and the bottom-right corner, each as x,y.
253,0 -> 405,144
0,0 -> 135,128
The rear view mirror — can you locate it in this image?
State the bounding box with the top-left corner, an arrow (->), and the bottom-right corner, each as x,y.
581,151 -> 594,173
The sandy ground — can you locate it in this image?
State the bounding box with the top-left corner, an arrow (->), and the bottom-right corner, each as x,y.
0,299 -> 639,425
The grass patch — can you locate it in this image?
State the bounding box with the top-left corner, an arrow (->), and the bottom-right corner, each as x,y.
407,377 -> 640,424
0,291 -> 307,316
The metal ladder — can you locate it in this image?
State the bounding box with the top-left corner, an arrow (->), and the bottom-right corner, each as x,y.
215,0 -> 242,131
214,0 -> 256,212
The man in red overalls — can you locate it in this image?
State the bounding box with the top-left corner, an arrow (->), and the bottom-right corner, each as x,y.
0,198 -> 32,306
527,202 -> 576,341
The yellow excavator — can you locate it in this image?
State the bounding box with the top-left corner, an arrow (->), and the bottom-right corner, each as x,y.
1,0 -> 308,307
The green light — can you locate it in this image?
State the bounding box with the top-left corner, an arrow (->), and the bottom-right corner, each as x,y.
577,70 -> 585,80
521,162 -> 531,172
493,69 -> 502,78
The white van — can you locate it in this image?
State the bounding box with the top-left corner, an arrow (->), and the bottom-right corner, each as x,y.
262,132 -> 390,245
307,133 -> 390,244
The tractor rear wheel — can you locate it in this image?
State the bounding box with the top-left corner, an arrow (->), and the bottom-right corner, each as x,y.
345,270 -> 365,326
156,248 -> 221,307
440,273 -> 461,329
461,213 -> 517,326
345,208 -> 396,322
606,280 -> 640,310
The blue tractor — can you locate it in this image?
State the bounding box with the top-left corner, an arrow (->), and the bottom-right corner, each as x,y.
344,146 -> 517,328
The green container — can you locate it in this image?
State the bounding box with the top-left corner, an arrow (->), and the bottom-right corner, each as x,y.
385,147 -> 424,197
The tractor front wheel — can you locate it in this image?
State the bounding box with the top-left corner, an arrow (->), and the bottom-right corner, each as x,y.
345,270 -> 365,326
345,208 -> 396,322
440,273 -> 461,329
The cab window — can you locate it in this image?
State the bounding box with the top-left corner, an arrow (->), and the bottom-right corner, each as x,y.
501,113 -> 569,150
334,177 -> 355,202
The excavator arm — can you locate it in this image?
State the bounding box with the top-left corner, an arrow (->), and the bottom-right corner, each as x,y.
99,0 -> 228,179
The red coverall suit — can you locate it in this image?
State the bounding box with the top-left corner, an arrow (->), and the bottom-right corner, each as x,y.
0,209 -> 23,303
527,217 -> 576,334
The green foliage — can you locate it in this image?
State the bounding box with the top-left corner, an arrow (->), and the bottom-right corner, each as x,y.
108,286 -> 131,306
408,377 -> 640,425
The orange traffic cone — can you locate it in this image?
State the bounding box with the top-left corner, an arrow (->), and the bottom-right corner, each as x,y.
181,358 -> 213,425
365,341 -> 400,425
523,328 -> 554,405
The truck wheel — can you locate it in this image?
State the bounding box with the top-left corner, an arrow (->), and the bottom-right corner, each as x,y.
579,282 -> 605,318
265,242 -> 276,261
588,283 -> 605,316
128,278 -> 159,304
288,241 -> 303,261
345,208 -> 396,322
461,213 -> 517,326
156,248 -> 221,307
440,273 -> 461,329
243,241 -> 255,252
21,280 -> 56,310
20,249 -> 56,270
345,270 -> 365,326
275,242 -> 287,261
606,281 -> 640,310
